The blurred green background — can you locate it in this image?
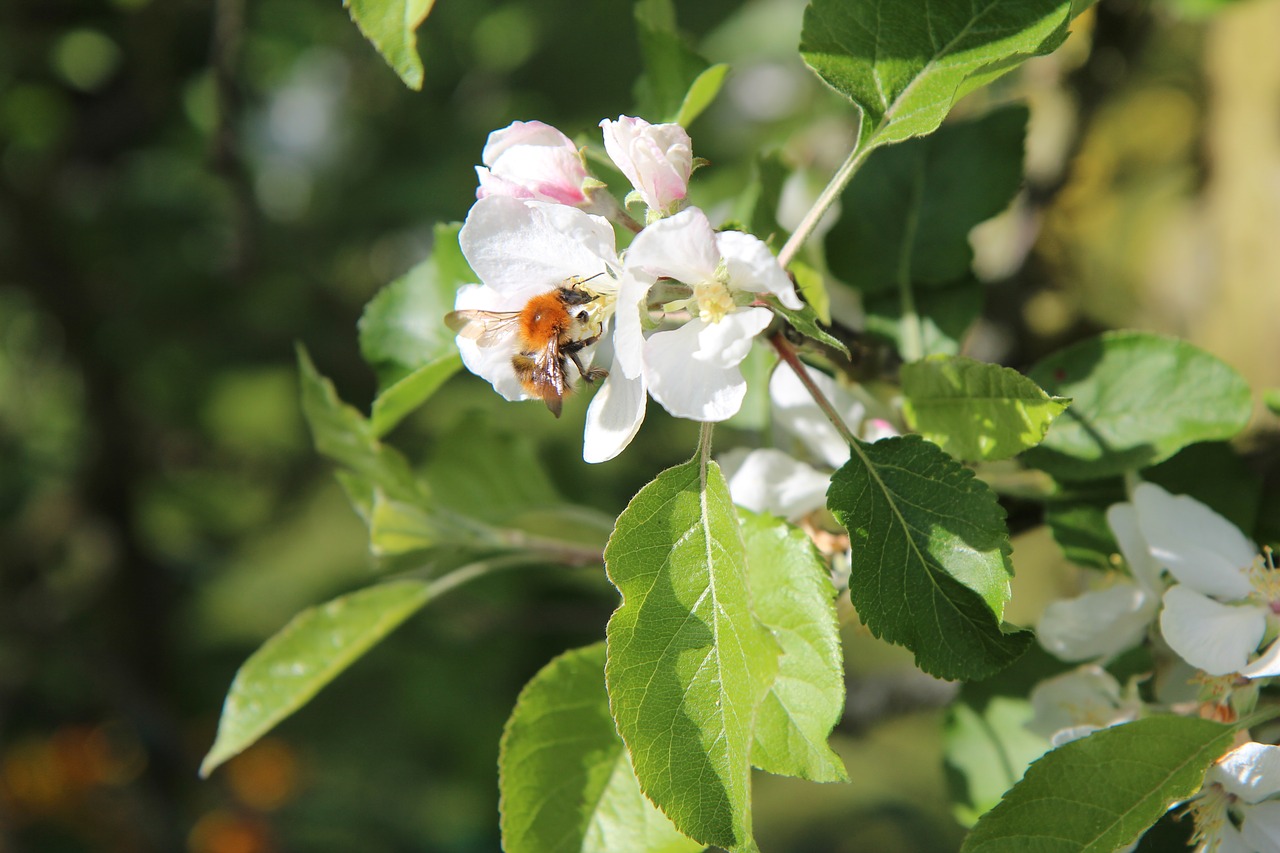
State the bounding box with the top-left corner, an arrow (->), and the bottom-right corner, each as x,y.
3,0 -> 1280,851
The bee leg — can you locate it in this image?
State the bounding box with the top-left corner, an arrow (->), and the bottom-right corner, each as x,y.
567,350 -> 608,384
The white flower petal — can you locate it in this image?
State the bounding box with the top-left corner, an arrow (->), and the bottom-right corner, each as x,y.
611,271 -> 650,380
1106,502 -> 1164,595
769,363 -> 863,468
624,206 -> 719,284
1241,800 -> 1280,852
1050,725 -> 1102,747
1027,665 -> 1126,741
1133,482 -> 1256,600
690,308 -> 772,369
460,197 -> 618,297
1036,582 -> 1157,662
1159,585 -> 1267,676
582,368 -> 646,464
452,284 -> 528,401
722,448 -> 830,521
717,229 -> 801,308
1212,743 -> 1280,804
1241,637 -> 1280,679
644,320 -> 750,421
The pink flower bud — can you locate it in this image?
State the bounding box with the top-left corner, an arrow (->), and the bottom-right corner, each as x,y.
600,116 -> 692,214
475,120 -> 590,206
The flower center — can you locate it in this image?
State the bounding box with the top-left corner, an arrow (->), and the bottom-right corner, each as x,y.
1188,784 -> 1236,851
693,279 -> 734,324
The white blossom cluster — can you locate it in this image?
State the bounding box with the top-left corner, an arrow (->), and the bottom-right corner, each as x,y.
452,117 -> 802,463
1030,482 -> 1280,849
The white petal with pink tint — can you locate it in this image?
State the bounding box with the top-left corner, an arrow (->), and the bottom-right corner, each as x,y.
476,120 -> 588,205
600,116 -> 692,212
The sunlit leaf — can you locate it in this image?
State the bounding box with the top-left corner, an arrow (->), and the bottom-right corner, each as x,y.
741,512 -> 847,783
901,355 -> 1069,462
499,643 -> 702,853
675,63 -> 729,128
961,715 -> 1243,852
201,580 -> 432,777
344,0 -> 435,90
1025,332 -> 1253,480
800,0 -> 1071,149
827,435 -> 1030,680
605,452 -> 780,851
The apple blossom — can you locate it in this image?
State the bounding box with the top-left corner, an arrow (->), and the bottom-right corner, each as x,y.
623,206 -> 801,421
1125,483 -> 1280,679
721,363 -> 891,521
1025,665 -> 1142,746
452,195 -> 649,463
475,120 -> 600,208
600,116 -> 693,219
1035,497 -> 1164,663
1189,741 -> 1280,852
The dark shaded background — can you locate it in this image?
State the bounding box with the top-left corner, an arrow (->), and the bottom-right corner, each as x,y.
4,0 -> 1280,850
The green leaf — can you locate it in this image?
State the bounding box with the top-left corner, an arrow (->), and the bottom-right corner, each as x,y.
605,452 -> 780,851
423,412 -> 564,526
901,355 -> 1070,462
343,0 -> 435,91
800,0 -> 1071,149
297,346 -> 424,503
945,697 -> 1048,827
674,63 -> 729,128
1265,388 -> 1280,415
634,0 -> 712,123
1025,332 -> 1254,480
1043,498 -> 1121,569
367,489 -> 446,556
359,223 -> 472,434
201,580 -> 432,777
943,646 -> 1066,827
369,353 -> 461,438
765,295 -> 849,358
740,512 -> 847,783
732,153 -> 789,247
827,435 -> 1030,680
961,715 -> 1240,852
789,261 -> 831,327
826,107 -> 1027,296
863,275 -> 982,358
499,643 -> 703,853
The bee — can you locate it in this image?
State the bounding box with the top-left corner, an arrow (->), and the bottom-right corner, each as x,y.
445,276 -> 609,418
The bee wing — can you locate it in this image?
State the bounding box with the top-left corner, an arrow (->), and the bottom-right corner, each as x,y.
519,340 -> 569,418
444,309 -> 521,347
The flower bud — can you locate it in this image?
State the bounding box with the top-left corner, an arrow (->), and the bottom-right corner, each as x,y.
475,120 -> 591,206
600,116 -> 692,216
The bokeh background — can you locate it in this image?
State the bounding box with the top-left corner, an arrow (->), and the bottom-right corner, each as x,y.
3,0 -> 1280,850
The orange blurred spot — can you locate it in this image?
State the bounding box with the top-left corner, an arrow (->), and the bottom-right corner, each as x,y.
187,810 -> 275,853
224,739 -> 299,812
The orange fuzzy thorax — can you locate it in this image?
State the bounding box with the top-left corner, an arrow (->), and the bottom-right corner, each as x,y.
517,290 -> 572,351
